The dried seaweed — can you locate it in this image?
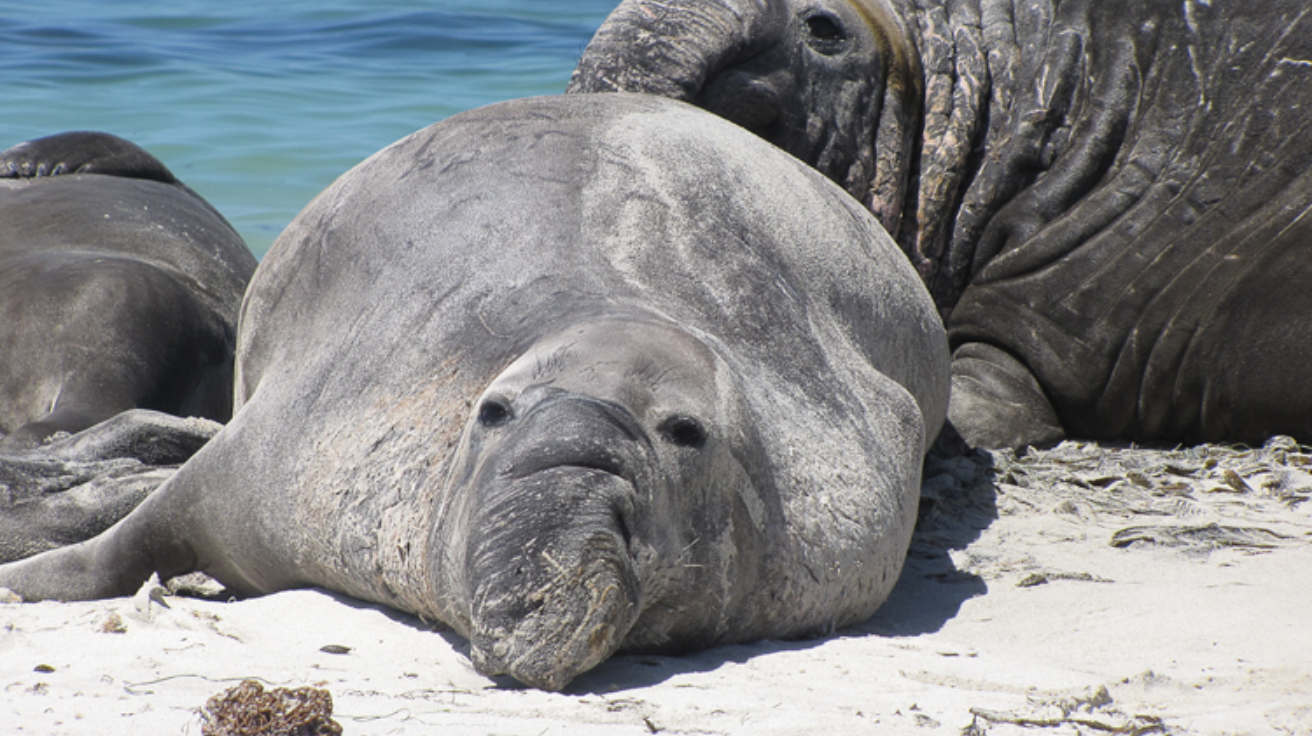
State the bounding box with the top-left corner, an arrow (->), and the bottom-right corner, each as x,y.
200,680 -> 342,736
984,436 -> 1312,553
966,684 -> 1167,735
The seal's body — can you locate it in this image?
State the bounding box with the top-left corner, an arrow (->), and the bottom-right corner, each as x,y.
0,96 -> 948,691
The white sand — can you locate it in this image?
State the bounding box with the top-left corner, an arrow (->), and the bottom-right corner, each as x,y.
4,440 -> 1311,735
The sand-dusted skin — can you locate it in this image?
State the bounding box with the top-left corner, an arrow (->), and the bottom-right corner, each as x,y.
0,95 -> 948,691
571,0 -> 1312,449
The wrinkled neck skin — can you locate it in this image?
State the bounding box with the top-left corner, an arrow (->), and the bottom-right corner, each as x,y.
897,0 -> 1093,313
884,0 -> 1175,316
426,316 -> 784,691
571,0 -> 1165,315
569,0 -> 920,235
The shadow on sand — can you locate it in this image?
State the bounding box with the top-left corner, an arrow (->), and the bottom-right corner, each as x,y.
564,440 -> 1001,694
855,443 -> 998,637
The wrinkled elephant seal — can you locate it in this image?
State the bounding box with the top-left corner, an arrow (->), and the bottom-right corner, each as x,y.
571,0 -> 1312,448
0,131 -> 257,448
0,95 -> 949,691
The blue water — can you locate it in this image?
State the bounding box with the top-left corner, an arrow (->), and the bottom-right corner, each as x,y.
0,1 -> 620,257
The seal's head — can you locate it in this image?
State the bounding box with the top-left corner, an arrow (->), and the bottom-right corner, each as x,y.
568,0 -> 922,232
433,315 -> 769,690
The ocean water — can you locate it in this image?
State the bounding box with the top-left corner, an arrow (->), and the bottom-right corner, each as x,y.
0,1 -> 620,257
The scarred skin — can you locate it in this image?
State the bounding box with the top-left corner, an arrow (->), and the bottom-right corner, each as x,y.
0,95 -> 949,691
570,0 -> 1312,448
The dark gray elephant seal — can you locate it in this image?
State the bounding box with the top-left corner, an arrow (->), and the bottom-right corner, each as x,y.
0,131 -> 257,448
0,95 -> 949,691
571,0 -> 1312,448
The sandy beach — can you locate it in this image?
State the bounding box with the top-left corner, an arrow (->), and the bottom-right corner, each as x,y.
4,438 -> 1310,735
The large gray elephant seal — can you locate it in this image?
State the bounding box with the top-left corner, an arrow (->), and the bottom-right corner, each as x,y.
571,0 -> 1312,448
0,94 -> 949,691
0,131 -> 257,448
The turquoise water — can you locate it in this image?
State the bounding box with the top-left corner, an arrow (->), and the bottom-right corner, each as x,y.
1,1 -> 619,257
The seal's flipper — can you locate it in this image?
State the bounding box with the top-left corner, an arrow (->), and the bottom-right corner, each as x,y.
0,479 -> 200,601
0,131 -> 178,184
0,408 -> 104,451
0,410 -> 220,563
949,342 -> 1064,450
41,409 -> 222,465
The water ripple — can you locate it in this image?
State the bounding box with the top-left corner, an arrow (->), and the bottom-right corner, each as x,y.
0,1 -> 618,256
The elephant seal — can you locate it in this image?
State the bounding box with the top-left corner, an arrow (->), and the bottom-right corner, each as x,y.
571,0 -> 1312,448
1,131 -> 257,448
0,94 -> 949,691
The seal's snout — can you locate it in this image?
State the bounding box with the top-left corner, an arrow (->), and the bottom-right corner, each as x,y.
468,520 -> 638,690
462,393 -> 652,690
466,467 -> 642,690
698,69 -> 784,135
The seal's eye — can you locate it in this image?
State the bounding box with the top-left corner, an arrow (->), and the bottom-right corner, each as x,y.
477,398 -> 512,428
802,11 -> 847,55
660,415 -> 707,449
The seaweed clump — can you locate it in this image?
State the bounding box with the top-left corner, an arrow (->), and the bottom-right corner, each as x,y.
200,679 -> 342,736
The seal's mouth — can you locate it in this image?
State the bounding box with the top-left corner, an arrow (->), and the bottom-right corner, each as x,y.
697,70 -> 784,136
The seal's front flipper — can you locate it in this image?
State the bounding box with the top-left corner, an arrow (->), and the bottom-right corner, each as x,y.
948,342 -> 1065,450
0,464 -> 174,563
0,131 -> 178,184
0,408 -> 103,451
42,409 -> 222,465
